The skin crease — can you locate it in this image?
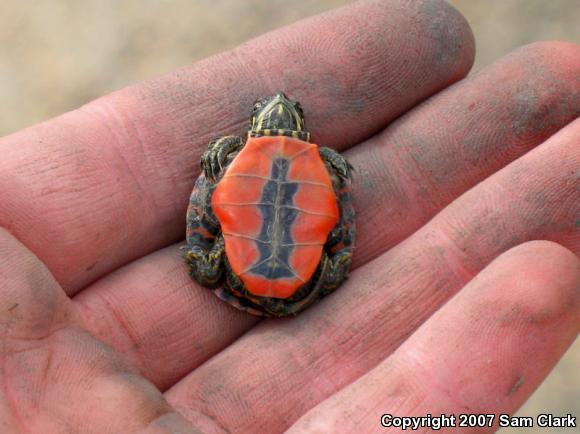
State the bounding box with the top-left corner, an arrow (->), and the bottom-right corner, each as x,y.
0,1 -> 578,434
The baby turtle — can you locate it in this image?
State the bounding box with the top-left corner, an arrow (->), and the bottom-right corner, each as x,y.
184,92 -> 355,317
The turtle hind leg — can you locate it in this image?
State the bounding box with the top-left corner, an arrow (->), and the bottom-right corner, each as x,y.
183,233 -> 225,288
202,135 -> 244,181
319,250 -> 352,296
320,202 -> 355,296
318,145 -> 356,296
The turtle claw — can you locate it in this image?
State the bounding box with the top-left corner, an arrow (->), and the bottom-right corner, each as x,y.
201,150 -> 213,180
184,235 -> 225,288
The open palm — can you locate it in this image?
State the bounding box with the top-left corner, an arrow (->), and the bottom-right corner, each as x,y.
1,0 -> 578,432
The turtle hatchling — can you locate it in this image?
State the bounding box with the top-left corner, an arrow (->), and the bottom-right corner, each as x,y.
184,92 -> 355,316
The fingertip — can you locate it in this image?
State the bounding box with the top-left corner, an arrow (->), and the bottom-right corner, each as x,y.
488,240 -> 580,326
415,0 -> 476,77
385,239 -> 580,417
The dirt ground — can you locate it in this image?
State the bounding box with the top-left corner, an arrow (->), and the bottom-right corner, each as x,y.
0,1 -> 577,432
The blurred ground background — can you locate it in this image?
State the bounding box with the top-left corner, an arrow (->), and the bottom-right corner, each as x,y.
0,0 -> 577,431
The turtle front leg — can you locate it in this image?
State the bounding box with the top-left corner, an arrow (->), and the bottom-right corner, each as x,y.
184,164 -> 226,288
202,135 -> 244,181
319,146 -> 353,181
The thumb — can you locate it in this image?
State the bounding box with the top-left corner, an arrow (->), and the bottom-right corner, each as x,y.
0,228 -> 197,433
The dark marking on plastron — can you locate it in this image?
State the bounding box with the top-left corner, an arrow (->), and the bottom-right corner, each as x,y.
249,157 -> 300,280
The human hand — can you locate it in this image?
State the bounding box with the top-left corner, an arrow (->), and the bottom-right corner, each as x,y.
0,0 -> 578,432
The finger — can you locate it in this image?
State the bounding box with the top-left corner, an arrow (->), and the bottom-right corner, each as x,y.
0,228 -> 196,433
287,241 -> 580,434
0,0 -> 474,294
351,40 -> 580,266
164,119 -> 580,433
74,41 -> 580,390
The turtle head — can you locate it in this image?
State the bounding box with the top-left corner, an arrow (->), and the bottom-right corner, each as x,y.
249,92 -> 310,141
